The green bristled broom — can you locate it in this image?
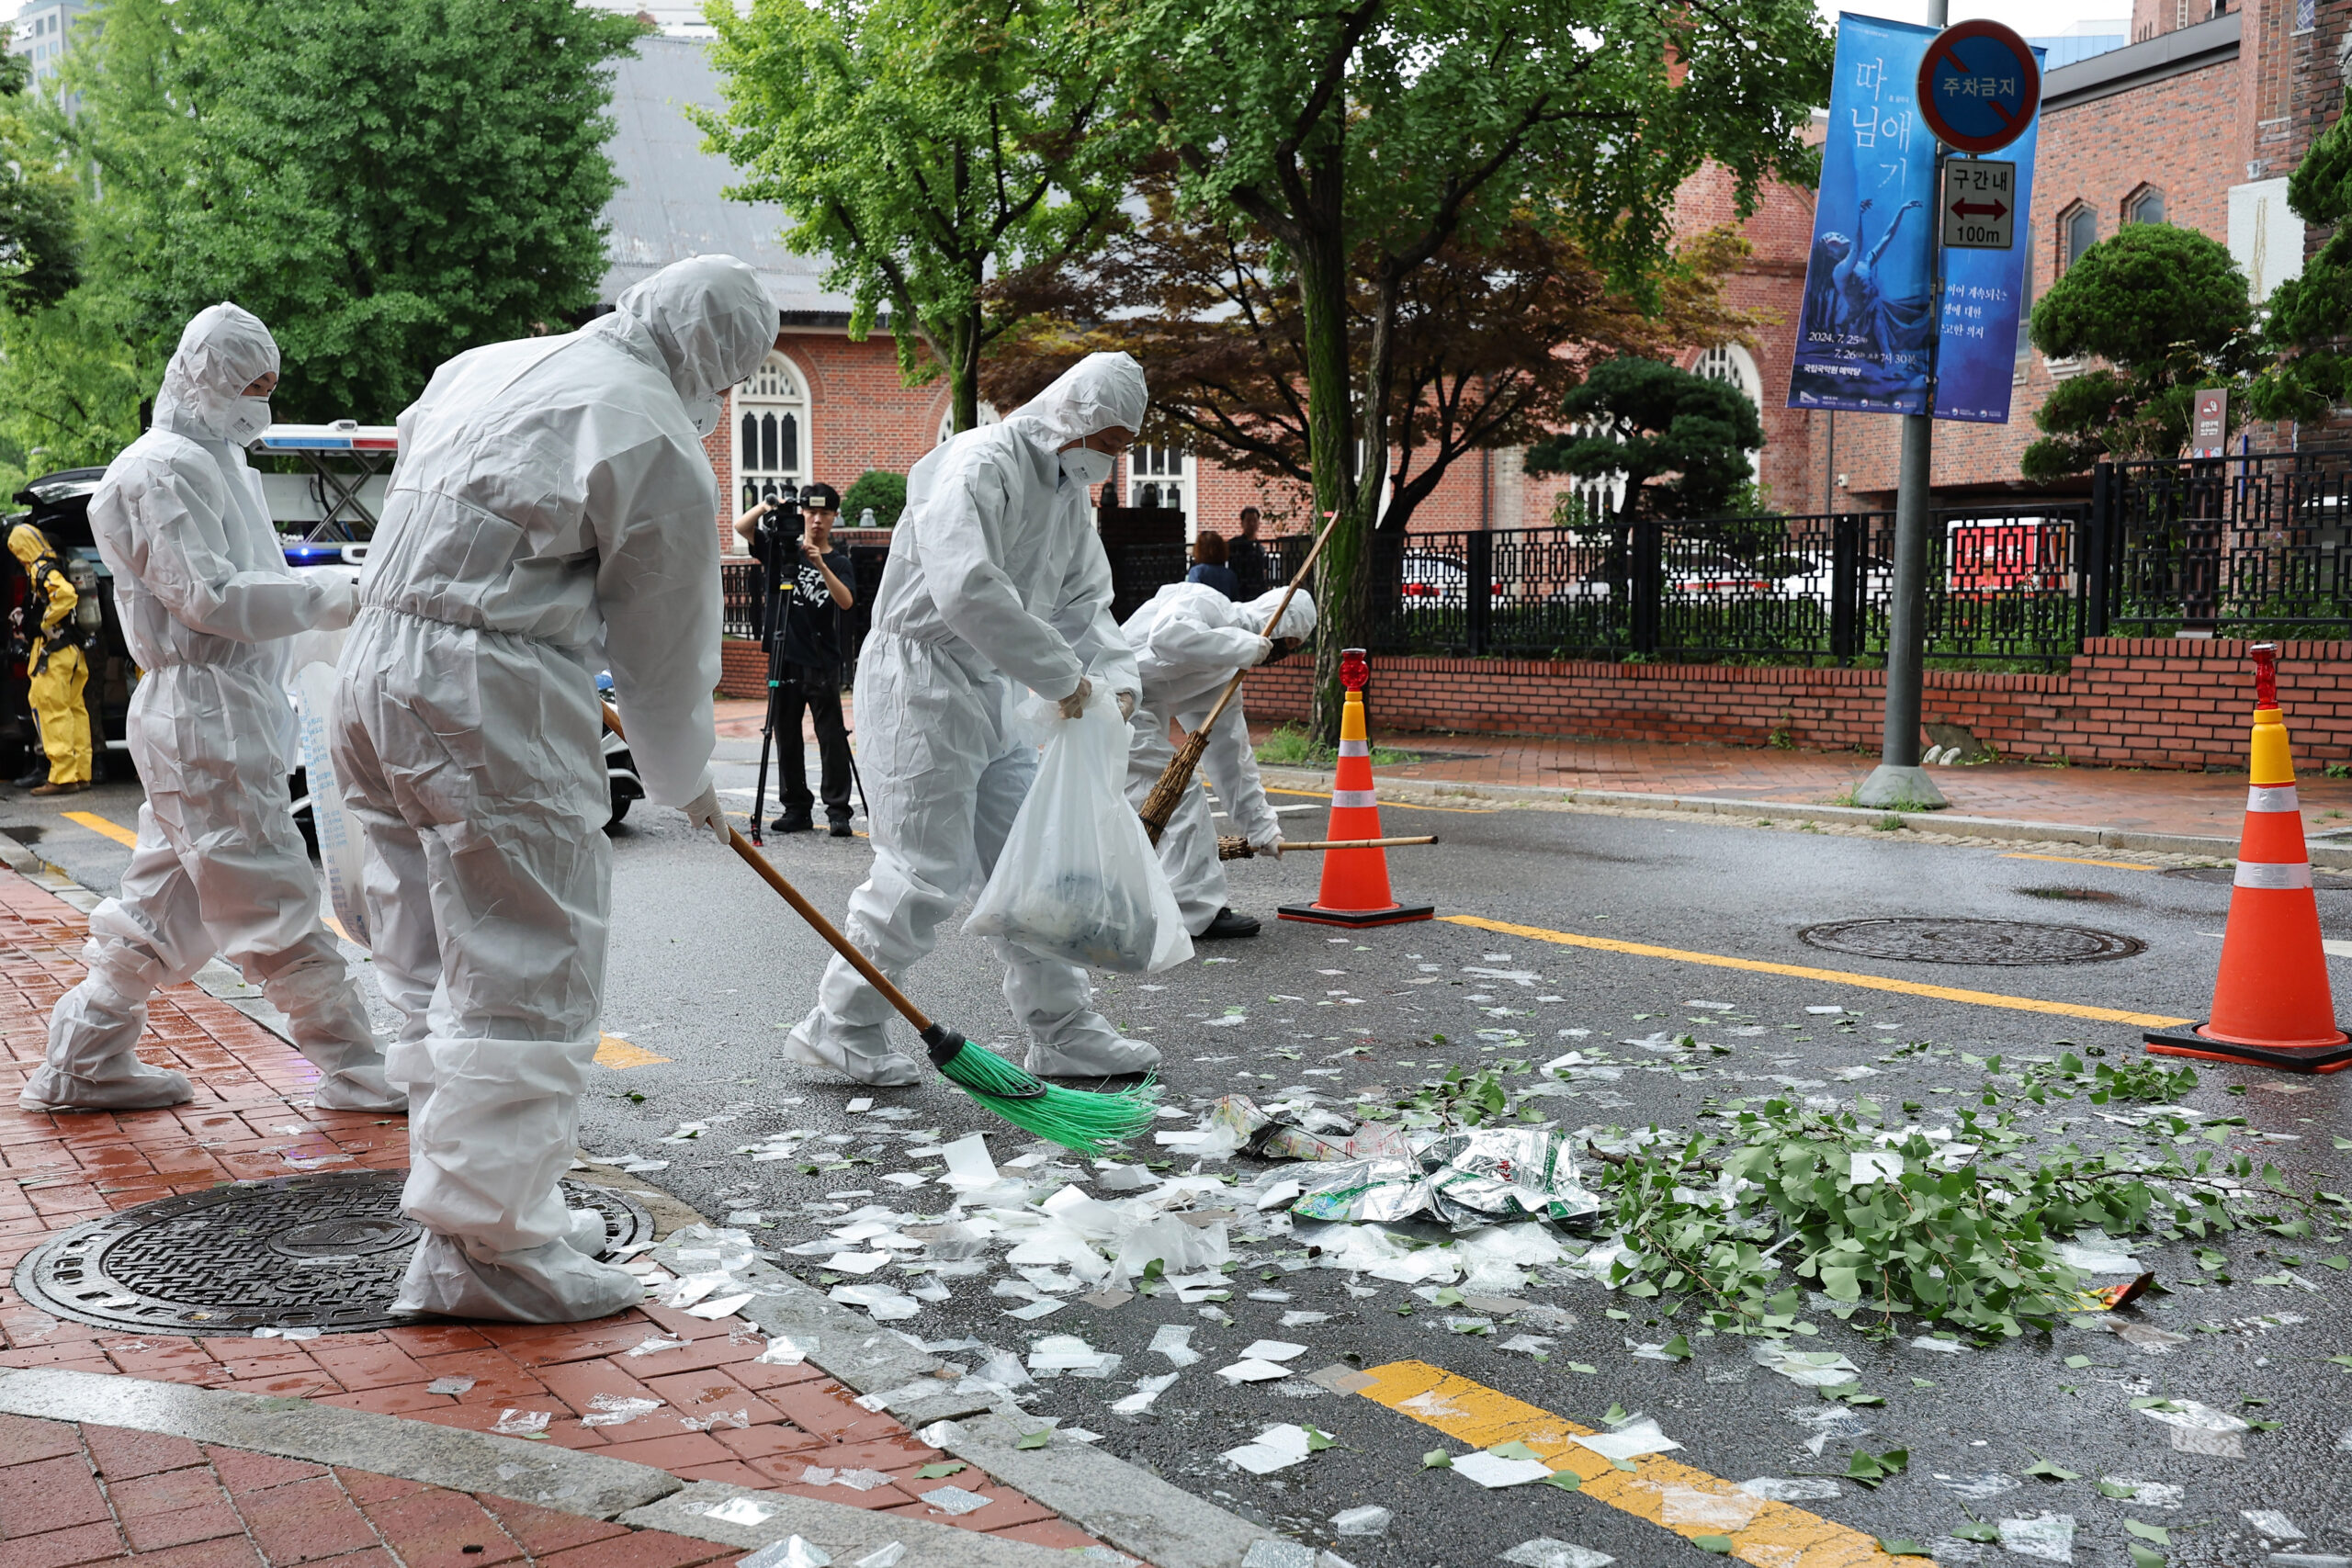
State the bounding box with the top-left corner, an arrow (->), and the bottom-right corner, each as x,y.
603,704 -> 1159,1153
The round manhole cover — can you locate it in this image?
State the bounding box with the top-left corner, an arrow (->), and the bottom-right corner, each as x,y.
15,1171 -> 652,1336
1798,917 -> 2145,965
2164,865 -> 2352,890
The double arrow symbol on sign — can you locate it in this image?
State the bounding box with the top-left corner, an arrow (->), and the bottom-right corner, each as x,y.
1950,198 -> 2008,219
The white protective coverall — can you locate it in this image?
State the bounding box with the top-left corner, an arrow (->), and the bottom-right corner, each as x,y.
786,353 -> 1156,1086
332,255 -> 774,1322
23,305 -> 400,1116
1122,583 -> 1317,934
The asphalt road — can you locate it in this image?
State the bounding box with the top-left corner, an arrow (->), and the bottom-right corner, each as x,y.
8,745 -> 2351,1568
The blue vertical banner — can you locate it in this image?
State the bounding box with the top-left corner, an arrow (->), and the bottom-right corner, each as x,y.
1788,16 -> 1939,417
1929,88 -> 2042,422
1786,16 -> 2043,424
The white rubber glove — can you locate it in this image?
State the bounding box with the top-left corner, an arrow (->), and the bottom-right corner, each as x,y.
680,780 -> 729,846
1247,635 -> 1275,666
1248,823 -> 1283,856
1116,689 -> 1136,721
315,574 -> 361,633
1058,676 -> 1093,720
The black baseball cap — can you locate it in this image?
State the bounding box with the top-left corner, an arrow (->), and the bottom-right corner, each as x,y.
799,482 -> 842,513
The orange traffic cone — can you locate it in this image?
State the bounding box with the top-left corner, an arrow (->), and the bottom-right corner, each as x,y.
1279,649 -> 1433,928
2147,643 -> 2352,1073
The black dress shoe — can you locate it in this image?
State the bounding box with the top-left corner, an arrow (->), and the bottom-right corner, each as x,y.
1199,907 -> 1261,939
11,769 -> 45,789
772,812 -> 813,833
829,819 -> 854,838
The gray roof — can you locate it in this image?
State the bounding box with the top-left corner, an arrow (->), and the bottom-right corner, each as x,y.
599,36 -> 855,321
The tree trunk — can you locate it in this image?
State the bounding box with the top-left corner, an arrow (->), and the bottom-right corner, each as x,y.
950,301 -> 982,434
1292,156 -> 1363,745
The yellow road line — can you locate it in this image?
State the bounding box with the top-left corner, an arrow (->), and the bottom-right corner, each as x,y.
1359,1360 -> 1916,1566
1445,913 -> 2190,1029
1999,852 -> 2155,872
594,1033 -> 670,1069
62,810 -> 138,848
1266,786 -> 1493,815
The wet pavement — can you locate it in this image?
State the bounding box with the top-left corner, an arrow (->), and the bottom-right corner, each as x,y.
1,736 -> 2347,1567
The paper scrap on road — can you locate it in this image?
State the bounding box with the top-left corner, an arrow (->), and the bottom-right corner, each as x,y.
1739,1477 -> 1841,1502
1223,1424 -> 1318,1474
1568,1417 -> 1681,1461
1997,1513 -> 2075,1563
1240,1339 -> 1308,1362
1330,1506 -> 1391,1537
1217,1358 -> 1293,1383
701,1495 -> 775,1526
1753,1345 -> 1861,1387
1657,1486 -> 1765,1529
919,1484 -> 992,1516
1500,1541 -> 1614,1568
1110,1371 -> 1179,1414
737,1534 -> 830,1568
1451,1450 -> 1554,1488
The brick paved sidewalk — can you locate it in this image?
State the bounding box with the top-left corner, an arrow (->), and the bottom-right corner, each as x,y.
1250,722 -> 2352,844
0,871 -> 1102,1560
1,1411 -> 748,1568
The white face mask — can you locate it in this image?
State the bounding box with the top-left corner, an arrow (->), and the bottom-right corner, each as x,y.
221,397 -> 272,445
688,396 -> 722,439
1059,446 -> 1114,486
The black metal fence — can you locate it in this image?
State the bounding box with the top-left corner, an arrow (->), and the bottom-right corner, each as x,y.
723,449 -> 2352,674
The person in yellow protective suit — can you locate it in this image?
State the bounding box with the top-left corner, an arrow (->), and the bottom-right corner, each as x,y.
7,523 -> 92,795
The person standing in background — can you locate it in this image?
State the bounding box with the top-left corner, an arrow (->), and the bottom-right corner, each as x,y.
1186,528 -> 1239,600
738,481 -> 855,836
1229,505 -> 1271,600
7,523 -> 92,795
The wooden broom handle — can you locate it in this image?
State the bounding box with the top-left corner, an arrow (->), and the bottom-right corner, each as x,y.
1188,508 -> 1341,741
601,702 -> 933,1032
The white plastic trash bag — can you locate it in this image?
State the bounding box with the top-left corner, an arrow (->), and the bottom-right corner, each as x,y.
967,685 -> 1191,973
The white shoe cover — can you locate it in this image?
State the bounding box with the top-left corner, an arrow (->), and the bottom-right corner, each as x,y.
783,1010 -> 923,1087
391,1229 -> 641,1323
311,1063 -> 408,1113
1023,1022 -> 1160,1078
18,1057 -> 193,1112
561,1208 -> 610,1258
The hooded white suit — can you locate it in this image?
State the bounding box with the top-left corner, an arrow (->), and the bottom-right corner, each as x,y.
1122,582 -> 1317,934
786,353 -> 1156,1086
332,255 -> 775,1322
23,305 -> 399,1116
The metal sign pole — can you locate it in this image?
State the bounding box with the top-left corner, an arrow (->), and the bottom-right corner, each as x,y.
1859,0 -> 1952,811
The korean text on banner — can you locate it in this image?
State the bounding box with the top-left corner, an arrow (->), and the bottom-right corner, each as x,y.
1787,15 -> 2043,426
1789,15 -> 1939,418
1934,85 -> 2042,422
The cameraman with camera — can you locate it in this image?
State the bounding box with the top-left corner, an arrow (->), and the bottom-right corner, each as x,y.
735,482 -> 855,835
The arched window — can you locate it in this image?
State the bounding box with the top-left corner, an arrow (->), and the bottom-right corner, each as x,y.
735,353 -> 807,512
2062,204 -> 2098,271
2126,186 -> 2165,226
1692,343 -> 1764,481
936,401 -> 1001,445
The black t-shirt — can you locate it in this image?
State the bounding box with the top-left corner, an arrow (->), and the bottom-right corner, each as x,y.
1230,536 -> 1271,599
764,530 -> 851,673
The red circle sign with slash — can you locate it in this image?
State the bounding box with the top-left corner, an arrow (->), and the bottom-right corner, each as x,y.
1916,18 -> 2041,155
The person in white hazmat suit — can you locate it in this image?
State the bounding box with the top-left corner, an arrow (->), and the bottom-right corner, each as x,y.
21,305 -> 402,1116
332,255 -> 773,1322
1122,581 -> 1317,941
786,352 -> 1160,1088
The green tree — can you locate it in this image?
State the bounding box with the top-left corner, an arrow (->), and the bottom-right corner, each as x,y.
1526,356 -> 1765,524
0,53 -> 77,313
59,0 -> 640,423
696,0 -> 1128,434
1096,0 -> 1829,735
984,161 -> 1758,536
842,468 -> 907,527
2022,224 -> 2259,479
0,289 -> 145,494
2247,75 -> 2351,427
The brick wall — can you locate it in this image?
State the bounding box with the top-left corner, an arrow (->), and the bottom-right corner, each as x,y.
1238,638 -> 2352,772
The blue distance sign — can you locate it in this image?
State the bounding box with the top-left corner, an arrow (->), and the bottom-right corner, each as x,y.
1917,19 -> 2040,155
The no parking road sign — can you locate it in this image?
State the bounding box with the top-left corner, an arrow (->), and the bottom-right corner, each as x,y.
1917,18 -> 2040,155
